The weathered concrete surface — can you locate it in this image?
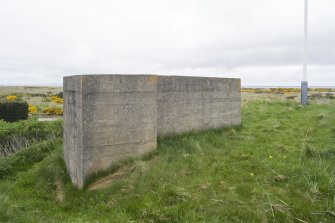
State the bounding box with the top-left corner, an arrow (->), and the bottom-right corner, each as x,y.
63,76 -> 84,187
64,75 -> 157,188
64,74 -> 241,188
157,76 -> 241,135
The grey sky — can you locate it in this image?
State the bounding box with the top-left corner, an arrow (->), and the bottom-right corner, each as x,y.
0,0 -> 334,86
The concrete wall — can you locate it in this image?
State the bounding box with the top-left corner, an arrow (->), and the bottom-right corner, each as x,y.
157,76 -> 241,135
64,76 -> 83,187
64,75 -> 241,188
64,75 -> 157,188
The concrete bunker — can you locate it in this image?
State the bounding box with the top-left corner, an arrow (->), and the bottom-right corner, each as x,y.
64,75 -> 241,188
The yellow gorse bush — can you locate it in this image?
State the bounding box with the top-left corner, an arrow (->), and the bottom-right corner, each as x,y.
6,95 -> 17,101
28,104 -> 37,114
43,107 -> 63,116
51,96 -> 63,104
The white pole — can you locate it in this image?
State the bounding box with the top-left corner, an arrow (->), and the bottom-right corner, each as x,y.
303,0 -> 308,81
301,0 -> 308,105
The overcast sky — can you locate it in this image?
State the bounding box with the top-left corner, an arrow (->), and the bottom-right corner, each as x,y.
0,0 -> 334,86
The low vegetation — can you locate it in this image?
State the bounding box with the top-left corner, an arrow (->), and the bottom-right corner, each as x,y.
242,88 -> 335,105
242,88 -> 335,94
0,139 -> 61,179
0,118 -> 62,157
0,95 -> 334,222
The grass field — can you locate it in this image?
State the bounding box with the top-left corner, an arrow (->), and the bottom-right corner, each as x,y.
0,88 -> 335,222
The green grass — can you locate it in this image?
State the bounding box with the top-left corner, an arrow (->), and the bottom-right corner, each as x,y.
0,139 -> 62,179
0,118 -> 63,157
1,100 -> 335,222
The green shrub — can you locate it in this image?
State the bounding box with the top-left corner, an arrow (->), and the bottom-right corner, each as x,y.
0,101 -> 28,122
56,91 -> 63,99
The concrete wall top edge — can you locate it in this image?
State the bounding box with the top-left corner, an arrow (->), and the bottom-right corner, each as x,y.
64,74 -> 239,80
64,74 -> 158,79
158,75 -> 240,81
64,75 -> 241,93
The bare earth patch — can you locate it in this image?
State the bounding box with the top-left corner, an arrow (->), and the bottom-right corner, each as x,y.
87,165 -> 135,190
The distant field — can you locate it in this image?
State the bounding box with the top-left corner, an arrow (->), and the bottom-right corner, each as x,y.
0,87 -> 335,222
242,87 -> 335,105
1,86 -> 334,106
0,86 -> 63,117
0,86 -> 62,96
